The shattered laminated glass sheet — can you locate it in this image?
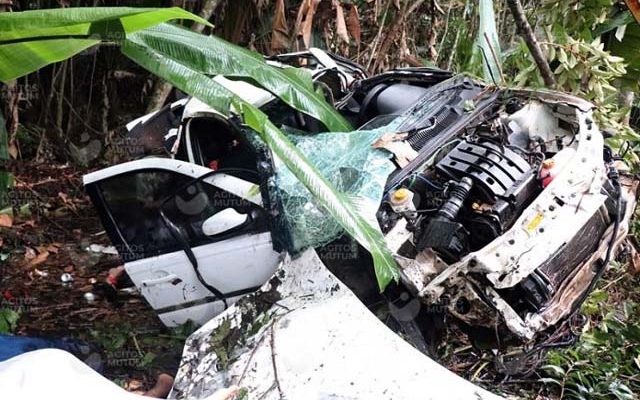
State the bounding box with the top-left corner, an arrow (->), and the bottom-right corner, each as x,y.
274,122 -> 400,252
269,82 -> 454,251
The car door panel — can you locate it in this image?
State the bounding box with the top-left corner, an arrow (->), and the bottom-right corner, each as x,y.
83,158 -> 280,327
124,232 -> 279,311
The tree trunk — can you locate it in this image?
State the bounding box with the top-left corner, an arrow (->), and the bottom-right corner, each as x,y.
506,0 -> 556,88
145,0 -> 223,113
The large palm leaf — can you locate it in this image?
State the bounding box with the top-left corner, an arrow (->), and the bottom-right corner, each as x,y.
122,39 -> 399,290
0,7 -> 209,81
477,0 -> 502,84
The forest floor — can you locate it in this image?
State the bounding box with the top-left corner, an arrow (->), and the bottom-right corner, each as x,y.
0,161 -> 191,394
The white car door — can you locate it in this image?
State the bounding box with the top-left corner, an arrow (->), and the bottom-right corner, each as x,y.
83,158 -> 281,327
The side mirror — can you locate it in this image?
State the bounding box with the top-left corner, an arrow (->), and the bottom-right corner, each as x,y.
202,208 -> 248,236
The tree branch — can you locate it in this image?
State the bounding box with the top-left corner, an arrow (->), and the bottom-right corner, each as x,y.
506,0 -> 556,88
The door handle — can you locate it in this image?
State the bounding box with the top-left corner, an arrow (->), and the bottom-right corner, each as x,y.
142,274 -> 180,287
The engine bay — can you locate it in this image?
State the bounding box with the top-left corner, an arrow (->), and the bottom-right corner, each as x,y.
372,90 -> 630,347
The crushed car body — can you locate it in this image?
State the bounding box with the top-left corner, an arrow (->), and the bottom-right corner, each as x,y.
83,48 -> 638,351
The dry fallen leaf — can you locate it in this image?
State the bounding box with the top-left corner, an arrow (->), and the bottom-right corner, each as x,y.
295,0 -> 322,49
631,255 -> 640,274
334,0 -> 350,44
28,250 -> 50,267
0,213 -> 13,228
24,246 -> 36,260
58,191 -> 77,211
346,4 -> 361,47
373,132 -> 418,168
33,268 -> 49,277
271,0 -> 291,53
8,138 -> 18,159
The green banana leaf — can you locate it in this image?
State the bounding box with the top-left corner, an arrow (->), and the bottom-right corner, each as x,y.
122,39 -> 398,290
0,7 -> 209,81
127,23 -> 351,132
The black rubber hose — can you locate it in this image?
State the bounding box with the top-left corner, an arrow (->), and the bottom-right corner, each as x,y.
438,177 -> 473,221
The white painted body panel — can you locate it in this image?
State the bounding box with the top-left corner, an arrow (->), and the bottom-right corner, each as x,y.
83,158 -> 263,206
172,250 -> 502,400
125,232 -> 280,327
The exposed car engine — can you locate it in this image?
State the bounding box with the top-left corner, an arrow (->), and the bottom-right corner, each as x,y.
380,136 -> 540,262
371,90 -> 632,346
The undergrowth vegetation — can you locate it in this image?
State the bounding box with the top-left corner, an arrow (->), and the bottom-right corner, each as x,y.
541,262 -> 640,400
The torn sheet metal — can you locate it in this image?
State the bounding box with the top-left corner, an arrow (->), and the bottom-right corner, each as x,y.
171,249 -> 502,400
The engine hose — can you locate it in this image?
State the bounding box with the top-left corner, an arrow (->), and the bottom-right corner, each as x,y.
438,177 -> 473,221
568,164 -> 622,317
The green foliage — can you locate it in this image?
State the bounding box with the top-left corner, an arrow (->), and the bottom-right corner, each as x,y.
442,2 -> 487,78
608,23 -> 640,91
210,318 -> 234,369
0,7 -> 209,81
90,322 -> 132,352
502,0 -> 640,166
0,308 -> 19,334
542,278 -> 640,399
538,0 -> 616,43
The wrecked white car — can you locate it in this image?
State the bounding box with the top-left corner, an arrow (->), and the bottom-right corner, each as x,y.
83,49 -> 637,358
